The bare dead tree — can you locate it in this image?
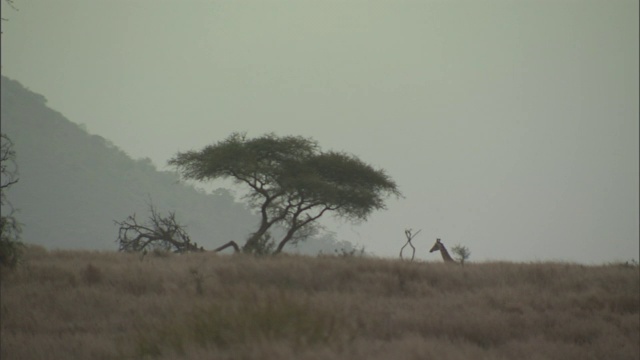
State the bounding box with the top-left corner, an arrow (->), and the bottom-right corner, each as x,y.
1,133 -> 19,205
115,204 -> 203,254
400,228 -> 421,261
1,133 -> 22,268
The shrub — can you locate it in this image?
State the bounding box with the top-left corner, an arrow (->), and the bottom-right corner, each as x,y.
451,244 -> 471,265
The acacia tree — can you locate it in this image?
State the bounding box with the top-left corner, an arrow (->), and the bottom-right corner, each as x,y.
169,133 -> 401,254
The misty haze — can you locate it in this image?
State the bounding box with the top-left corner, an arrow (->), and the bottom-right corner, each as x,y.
1,0 -> 638,263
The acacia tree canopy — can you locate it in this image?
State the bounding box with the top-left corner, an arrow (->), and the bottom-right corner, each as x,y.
169,132 -> 401,254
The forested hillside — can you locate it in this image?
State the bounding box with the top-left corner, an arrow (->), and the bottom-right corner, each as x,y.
0,76 -> 350,253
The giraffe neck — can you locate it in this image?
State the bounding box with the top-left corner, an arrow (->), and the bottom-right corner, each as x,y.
439,245 -> 455,262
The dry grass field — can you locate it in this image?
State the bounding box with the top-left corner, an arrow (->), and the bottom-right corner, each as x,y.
1,246 -> 638,360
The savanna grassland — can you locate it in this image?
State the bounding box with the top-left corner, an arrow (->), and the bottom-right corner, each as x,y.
1,246 -> 638,360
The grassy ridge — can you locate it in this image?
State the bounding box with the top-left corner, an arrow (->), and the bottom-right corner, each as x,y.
1,246 -> 638,359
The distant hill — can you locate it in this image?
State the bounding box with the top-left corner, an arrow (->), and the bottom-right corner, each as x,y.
1,76 -> 353,254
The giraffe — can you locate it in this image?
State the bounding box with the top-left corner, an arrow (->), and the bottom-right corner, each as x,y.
429,238 -> 456,263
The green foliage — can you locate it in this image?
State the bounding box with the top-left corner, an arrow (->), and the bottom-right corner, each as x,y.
300,151 -> 401,220
451,244 -> 471,265
170,132 -> 401,254
169,133 -> 318,186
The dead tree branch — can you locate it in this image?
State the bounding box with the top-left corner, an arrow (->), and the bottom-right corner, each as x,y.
115,204 -> 203,254
213,240 -> 240,253
400,228 -> 421,261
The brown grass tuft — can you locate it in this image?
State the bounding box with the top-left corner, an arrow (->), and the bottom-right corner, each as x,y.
81,263 -> 103,285
1,248 -> 638,359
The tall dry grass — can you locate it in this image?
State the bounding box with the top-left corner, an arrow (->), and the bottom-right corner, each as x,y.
1,245 -> 638,359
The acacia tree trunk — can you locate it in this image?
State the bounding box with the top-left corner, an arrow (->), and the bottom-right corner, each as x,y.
243,192 -> 291,253
275,227 -> 297,254
243,222 -> 272,252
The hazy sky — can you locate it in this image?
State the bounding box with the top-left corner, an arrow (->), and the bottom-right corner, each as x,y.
2,0 -> 638,263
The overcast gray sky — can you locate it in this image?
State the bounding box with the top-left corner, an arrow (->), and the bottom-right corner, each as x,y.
2,0 -> 638,263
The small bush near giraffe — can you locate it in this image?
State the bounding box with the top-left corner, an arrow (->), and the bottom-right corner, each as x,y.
1,245 -> 638,360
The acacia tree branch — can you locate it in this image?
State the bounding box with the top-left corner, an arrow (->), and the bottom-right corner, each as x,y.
274,201 -> 335,253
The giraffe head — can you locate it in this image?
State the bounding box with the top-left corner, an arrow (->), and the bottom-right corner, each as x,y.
429,238 -> 443,253
430,238 -> 456,262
